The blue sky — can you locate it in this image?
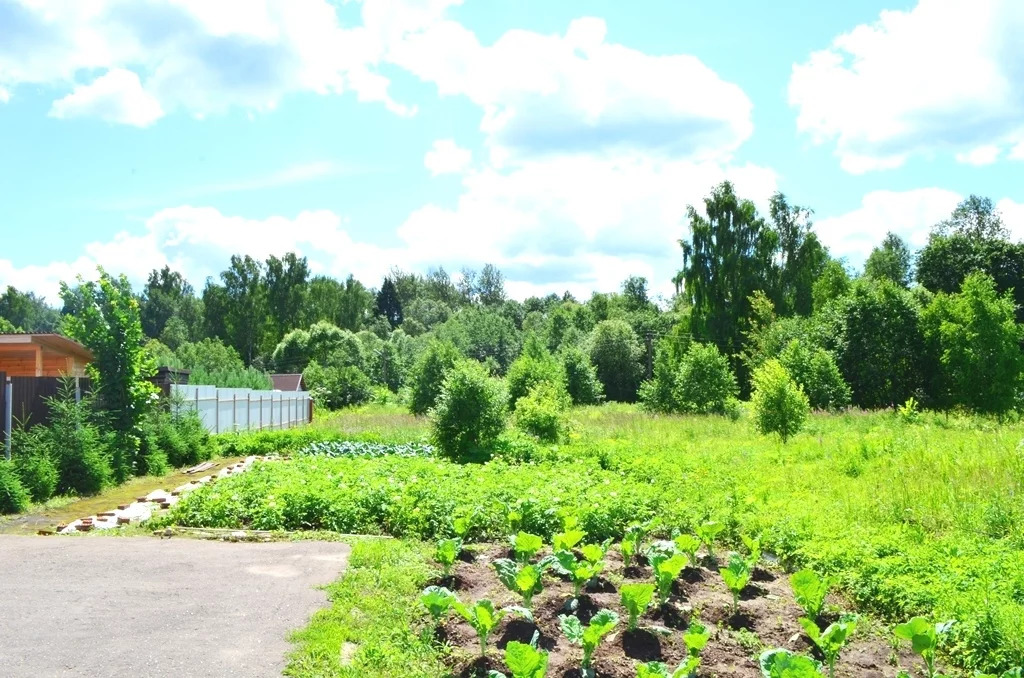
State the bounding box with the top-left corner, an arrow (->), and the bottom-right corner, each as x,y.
1,0 -> 1023,302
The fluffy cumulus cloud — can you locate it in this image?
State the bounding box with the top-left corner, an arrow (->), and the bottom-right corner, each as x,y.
424,139 -> 472,175
789,0 -> 1024,173
49,69 -> 163,126
0,0 -> 424,121
815,189 -> 1024,268
393,16 -> 752,161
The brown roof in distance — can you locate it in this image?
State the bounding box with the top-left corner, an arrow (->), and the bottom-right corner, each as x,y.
0,333 -> 93,360
271,373 -> 305,391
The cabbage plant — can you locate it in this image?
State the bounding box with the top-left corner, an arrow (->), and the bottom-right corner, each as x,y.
894,617 -> 954,678
799,615 -> 857,678
758,649 -> 822,678
559,609 -> 619,677
453,598 -> 532,657
694,521 -> 723,560
719,553 -> 751,615
619,583 -> 655,630
513,531 -> 545,563
435,537 -> 462,578
420,585 -> 457,623
488,640 -> 549,678
789,569 -> 831,621
672,534 -> 700,565
494,558 -> 548,609
650,551 -> 688,606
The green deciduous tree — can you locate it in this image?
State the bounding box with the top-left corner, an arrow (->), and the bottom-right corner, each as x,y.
921,272 -> 1023,415
61,269 -> 158,482
430,360 -> 508,462
771,192 -> 828,316
560,345 -> 604,406
864,232 -> 912,288
679,181 -> 779,360
263,252 -> 309,349
830,279 -> 924,410
409,340 -> 463,415
751,360 -> 809,443
588,319 -> 643,402
0,285 -> 60,332
674,342 -> 738,415
777,339 -> 850,411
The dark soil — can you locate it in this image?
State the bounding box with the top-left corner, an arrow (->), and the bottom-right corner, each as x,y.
434,544 -> 924,678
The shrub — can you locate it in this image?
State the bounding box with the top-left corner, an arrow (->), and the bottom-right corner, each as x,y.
751,360 -> 809,443
514,382 -> 570,443
188,366 -> 273,390
0,461 -> 29,514
45,389 -> 112,495
674,343 -> 738,415
430,360 -> 508,461
589,320 -> 644,402
560,345 -> 604,406
409,340 -> 462,416
11,426 -> 58,503
303,362 -> 373,410
141,403 -> 212,469
778,339 -> 851,411
506,342 -> 567,409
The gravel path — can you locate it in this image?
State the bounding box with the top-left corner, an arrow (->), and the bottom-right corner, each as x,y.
0,536 -> 350,677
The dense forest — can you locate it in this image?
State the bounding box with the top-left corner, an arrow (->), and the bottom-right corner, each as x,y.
3,182 -> 1023,416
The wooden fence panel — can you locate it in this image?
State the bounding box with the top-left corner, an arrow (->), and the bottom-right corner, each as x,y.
8,376 -> 91,429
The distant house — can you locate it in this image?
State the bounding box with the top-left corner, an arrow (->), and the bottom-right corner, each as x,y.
270,373 -> 306,392
0,334 -> 92,377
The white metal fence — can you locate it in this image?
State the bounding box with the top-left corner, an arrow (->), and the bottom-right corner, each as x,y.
171,384 -> 311,435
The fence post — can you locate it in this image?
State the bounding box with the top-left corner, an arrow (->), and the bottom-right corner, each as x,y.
74,377 -> 81,404
270,395 -> 274,430
214,389 -> 220,435
4,377 -> 11,461
246,392 -> 251,432
232,393 -> 237,433
259,395 -> 264,431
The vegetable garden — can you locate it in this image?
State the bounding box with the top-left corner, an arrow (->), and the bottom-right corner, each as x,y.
162,406 -> 1024,677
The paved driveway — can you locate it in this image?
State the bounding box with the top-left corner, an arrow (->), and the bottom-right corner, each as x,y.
0,536 -> 350,678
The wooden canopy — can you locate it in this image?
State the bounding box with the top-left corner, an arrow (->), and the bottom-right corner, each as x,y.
0,334 -> 92,377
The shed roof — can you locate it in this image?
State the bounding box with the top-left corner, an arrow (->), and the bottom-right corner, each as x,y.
0,333 -> 93,360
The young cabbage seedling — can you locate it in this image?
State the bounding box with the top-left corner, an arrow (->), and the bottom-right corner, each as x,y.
620,524 -> 648,567
719,553 -> 752,616
799,615 -> 857,678
559,609 -> 619,677
580,540 -> 611,568
758,649 -> 823,678
494,558 -> 548,609
741,534 -> 762,569
651,551 -> 688,607
420,585 -> 457,623
640,621 -> 712,677
435,537 -> 462,578
453,513 -> 474,540
453,598 -> 533,658
513,531 -> 545,563
694,521 -> 723,560
553,528 -> 586,553
893,617 -> 955,678
620,583 -> 655,630
789,569 -> 831,622
487,640 -> 549,678
672,534 -> 700,565
555,549 -> 603,600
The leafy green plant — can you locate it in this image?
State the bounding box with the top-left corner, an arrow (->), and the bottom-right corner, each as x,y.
719,553 -> 752,616
894,617 -> 954,678
639,620 -> 712,677
651,551 -> 688,606
672,534 -> 700,564
555,549 -> 604,600
559,609 -> 619,677
514,531 -> 545,563
453,513 -> 474,540
742,534 -> 762,568
620,524 -> 647,567
580,540 -> 611,568
751,359 -> 809,444
790,569 -> 831,621
430,359 -> 509,462
620,583 -> 655,630
694,521 -> 723,560
759,649 -> 822,678
489,640 -> 550,678
553,527 -> 586,553
494,559 -> 548,609
0,460 -> 29,515
420,586 -> 457,622
799,616 -> 857,678
453,598 -> 532,658
899,396 -> 920,423
435,537 -> 462,578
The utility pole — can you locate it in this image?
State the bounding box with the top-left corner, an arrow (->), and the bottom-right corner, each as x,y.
644,332 -> 654,381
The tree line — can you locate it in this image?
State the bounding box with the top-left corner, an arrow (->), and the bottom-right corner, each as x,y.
2,182 -> 1023,416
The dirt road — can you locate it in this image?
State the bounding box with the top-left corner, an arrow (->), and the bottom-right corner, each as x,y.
0,536 -> 350,677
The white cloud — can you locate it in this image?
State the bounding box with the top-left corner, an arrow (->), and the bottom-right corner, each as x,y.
49,69 -> 163,126
0,86 -> 9,103
998,198 -> 1024,241
424,139 -> 472,175
789,0 -> 1024,173
816,188 -> 966,265
392,16 -> 753,161
0,0 -> 421,123
955,145 -> 1002,166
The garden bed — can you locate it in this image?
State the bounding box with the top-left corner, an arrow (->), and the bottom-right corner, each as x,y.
432,543 -> 920,678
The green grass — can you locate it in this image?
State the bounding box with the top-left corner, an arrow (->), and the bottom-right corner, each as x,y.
172,404 -> 1024,672
285,538 -> 446,678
